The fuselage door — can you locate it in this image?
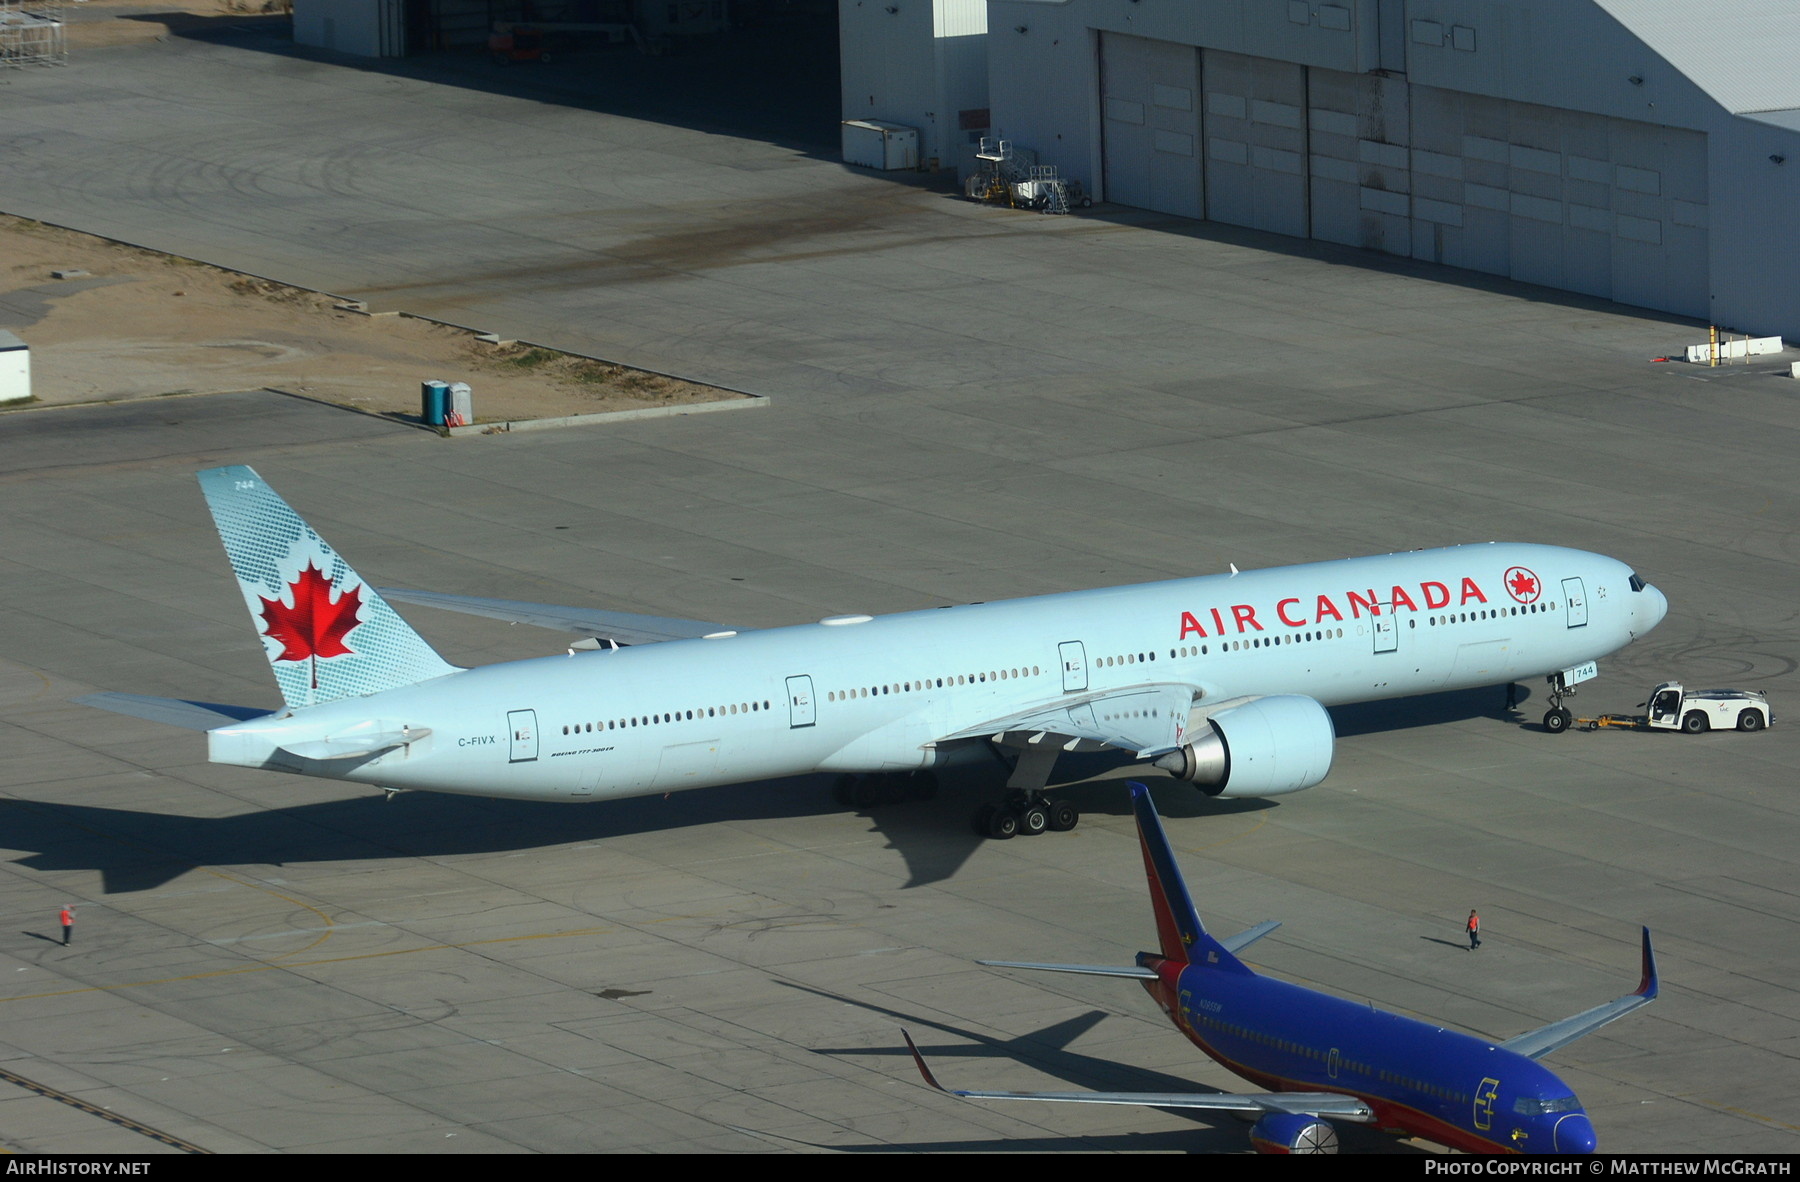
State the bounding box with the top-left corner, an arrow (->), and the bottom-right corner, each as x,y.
1372,611 -> 1398,654
507,709 -> 539,763
785,675 -> 816,728
1058,641 -> 1089,693
1561,577 -> 1588,628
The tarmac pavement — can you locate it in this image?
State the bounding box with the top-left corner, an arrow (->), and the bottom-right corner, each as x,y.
0,24 -> 1794,1154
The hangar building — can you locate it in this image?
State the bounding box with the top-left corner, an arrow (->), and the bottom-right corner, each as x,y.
842,1 -> 1800,338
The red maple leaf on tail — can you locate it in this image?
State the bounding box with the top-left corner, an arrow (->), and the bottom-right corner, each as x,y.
259,563 -> 364,686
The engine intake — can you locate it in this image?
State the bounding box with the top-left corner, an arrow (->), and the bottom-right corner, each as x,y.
1153,694 -> 1334,797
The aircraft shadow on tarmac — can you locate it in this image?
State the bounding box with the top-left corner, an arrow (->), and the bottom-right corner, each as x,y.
781,980 -> 1428,1155
1328,685 -> 1525,737
8,686 -> 1522,896
0,756 -> 1267,897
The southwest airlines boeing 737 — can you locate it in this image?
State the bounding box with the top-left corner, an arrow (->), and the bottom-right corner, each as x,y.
80,466 -> 1667,835
904,783 -> 1658,1153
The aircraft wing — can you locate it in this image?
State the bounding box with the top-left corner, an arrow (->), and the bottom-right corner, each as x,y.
903,1031 -> 1374,1121
376,589 -> 736,645
1500,928 -> 1659,1061
934,682 -> 1200,757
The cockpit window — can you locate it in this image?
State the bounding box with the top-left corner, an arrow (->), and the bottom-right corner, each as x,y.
1513,1094 -> 1583,1115
1629,574 -> 1646,592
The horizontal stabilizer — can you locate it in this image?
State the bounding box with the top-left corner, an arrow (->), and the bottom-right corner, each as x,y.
76,693 -> 271,732
1218,920 -> 1282,954
279,727 -> 432,762
976,959 -> 1158,980
1501,927 -> 1659,1060
902,1031 -> 1373,1120
378,588 -> 736,645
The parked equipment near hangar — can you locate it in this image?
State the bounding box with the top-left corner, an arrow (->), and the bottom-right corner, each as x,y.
1572,682 -> 1772,734
963,138 -> 1090,213
488,25 -> 551,63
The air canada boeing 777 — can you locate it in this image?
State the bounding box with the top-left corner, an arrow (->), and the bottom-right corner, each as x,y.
81,466 -> 1667,835
904,783 -> 1658,1153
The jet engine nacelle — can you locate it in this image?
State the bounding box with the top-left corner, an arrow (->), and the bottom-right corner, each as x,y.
1249,1112 -> 1340,1154
1153,694 -> 1334,797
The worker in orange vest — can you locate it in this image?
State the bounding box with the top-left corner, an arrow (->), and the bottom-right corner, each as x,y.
59,905 -> 74,946
1466,909 -> 1481,951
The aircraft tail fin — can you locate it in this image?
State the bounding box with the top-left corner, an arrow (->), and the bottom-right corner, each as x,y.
1129,783 -> 1254,975
198,466 -> 459,711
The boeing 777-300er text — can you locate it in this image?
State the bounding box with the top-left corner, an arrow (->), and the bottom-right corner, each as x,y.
904,782 -> 1658,1153
80,466 -> 1667,836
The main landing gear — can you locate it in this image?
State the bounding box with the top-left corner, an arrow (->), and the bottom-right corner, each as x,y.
1542,672 -> 1576,734
972,744 -> 1081,839
974,790 -> 1080,839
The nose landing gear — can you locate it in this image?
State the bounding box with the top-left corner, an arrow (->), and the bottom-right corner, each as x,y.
1542,672 -> 1576,733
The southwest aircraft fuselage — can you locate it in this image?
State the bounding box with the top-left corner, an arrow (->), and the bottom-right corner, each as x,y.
210,541 -> 1666,803
1149,953 -> 1601,1153
908,783 -> 1656,1153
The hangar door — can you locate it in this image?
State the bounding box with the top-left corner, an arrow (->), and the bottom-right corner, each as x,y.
1098,33 -> 1203,220
1405,88 -> 1709,318
1089,37 -> 1709,322
1200,50 -> 1309,239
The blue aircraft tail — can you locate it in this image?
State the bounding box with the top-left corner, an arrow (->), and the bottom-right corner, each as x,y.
1129,783 -> 1254,975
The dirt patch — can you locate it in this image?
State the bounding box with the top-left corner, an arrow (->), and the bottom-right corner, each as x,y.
0,214 -> 746,425
59,1 -> 292,51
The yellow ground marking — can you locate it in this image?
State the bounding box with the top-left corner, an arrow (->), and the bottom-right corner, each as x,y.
1684,1096 -> 1800,1133
198,867 -> 336,959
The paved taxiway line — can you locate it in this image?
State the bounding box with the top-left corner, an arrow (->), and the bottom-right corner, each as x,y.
0,1066 -> 210,1154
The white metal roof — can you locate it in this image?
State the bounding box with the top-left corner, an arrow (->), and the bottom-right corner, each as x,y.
1597,0 -> 1800,114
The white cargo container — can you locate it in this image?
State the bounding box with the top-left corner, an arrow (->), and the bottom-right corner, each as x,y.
841,120 -> 920,171
0,331 -> 30,404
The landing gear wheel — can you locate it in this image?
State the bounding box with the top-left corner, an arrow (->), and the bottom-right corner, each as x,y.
1681,710 -> 1710,734
986,807 -> 1020,840
1738,711 -> 1765,732
1018,802 -> 1049,837
1046,799 -> 1080,832
1543,707 -> 1572,733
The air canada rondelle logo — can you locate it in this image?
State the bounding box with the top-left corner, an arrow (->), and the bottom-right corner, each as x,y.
1503,566 -> 1541,604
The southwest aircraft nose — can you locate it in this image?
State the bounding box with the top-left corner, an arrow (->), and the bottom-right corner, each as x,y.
1553,1113 -> 1598,1154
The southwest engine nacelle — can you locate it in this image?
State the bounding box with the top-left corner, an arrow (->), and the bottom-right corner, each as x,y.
1249,1112 -> 1340,1154
1152,694 -> 1334,797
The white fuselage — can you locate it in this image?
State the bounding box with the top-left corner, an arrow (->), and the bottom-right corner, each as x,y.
209,543 -> 1666,802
